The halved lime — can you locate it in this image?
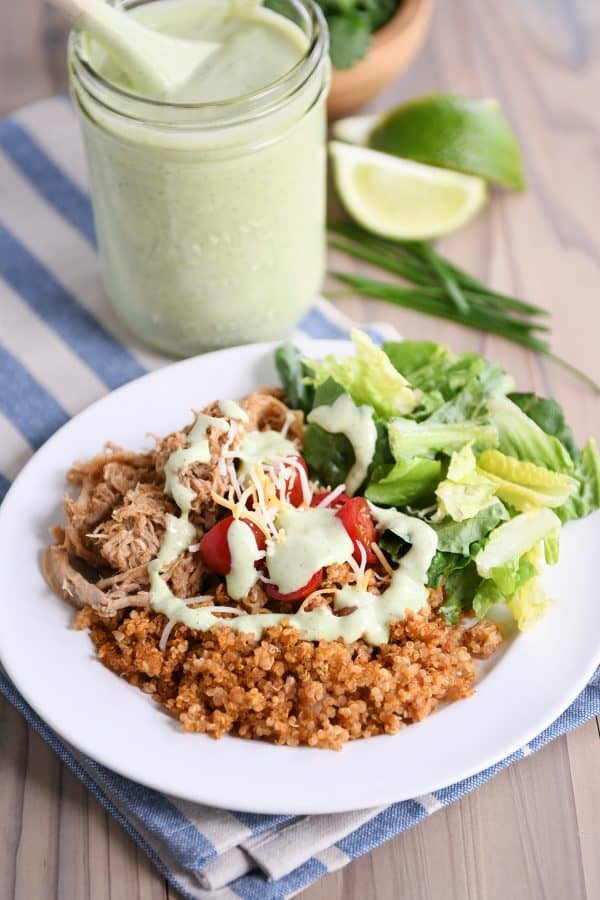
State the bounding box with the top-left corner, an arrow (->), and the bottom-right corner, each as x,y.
329,141 -> 487,240
332,95 -> 526,191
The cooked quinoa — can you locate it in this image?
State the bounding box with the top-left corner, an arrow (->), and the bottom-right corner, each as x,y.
45,388 -> 503,750
77,607 -> 500,750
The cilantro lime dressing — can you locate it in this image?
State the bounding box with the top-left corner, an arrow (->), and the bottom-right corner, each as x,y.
226,518 -> 260,599
266,507 -> 354,594
236,429 -> 298,481
148,504 -> 437,645
147,404 -> 439,647
158,514 -> 196,565
369,505 -> 438,583
154,411 -> 228,578
218,399 -> 249,422
70,0 -> 329,357
84,0 -> 310,104
149,560 -> 218,625
149,492 -> 437,646
307,394 -> 377,495
164,413 -> 229,509
328,578 -> 428,644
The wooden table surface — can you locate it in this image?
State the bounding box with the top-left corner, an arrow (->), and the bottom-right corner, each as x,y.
1,1 -> 599,898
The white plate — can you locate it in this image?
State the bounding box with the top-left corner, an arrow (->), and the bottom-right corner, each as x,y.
0,338 -> 599,815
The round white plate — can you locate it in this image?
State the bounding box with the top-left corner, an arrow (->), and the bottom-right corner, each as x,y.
0,338 -> 599,815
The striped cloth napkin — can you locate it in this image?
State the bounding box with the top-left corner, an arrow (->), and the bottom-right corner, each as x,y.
1,97 -> 599,900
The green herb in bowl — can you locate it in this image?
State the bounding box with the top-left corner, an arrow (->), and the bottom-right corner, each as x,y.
317,0 -> 401,68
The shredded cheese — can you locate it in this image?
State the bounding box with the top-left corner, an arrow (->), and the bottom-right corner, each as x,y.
299,586 -> 337,610
159,618 -> 176,652
216,421 -> 239,477
316,483 -> 347,508
283,455 -> 313,506
280,410 -> 296,439
238,508 -> 272,539
346,554 -> 361,577
210,490 -> 237,512
356,541 -> 367,576
371,541 -> 394,577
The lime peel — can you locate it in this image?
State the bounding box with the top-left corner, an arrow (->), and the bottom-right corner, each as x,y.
369,94 -> 526,191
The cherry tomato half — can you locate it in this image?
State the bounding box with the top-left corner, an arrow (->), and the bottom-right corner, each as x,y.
284,456 -> 309,506
336,497 -> 378,565
265,568 -> 323,604
199,516 -> 266,575
311,490 -> 351,509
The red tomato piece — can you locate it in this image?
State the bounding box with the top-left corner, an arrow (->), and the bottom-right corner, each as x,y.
265,568 -> 323,604
336,497 -> 378,565
284,456 -> 309,506
199,516 -> 266,575
311,490 -> 351,509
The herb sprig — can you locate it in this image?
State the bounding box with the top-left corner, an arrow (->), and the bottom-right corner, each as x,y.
317,0 -> 400,69
327,221 -> 600,394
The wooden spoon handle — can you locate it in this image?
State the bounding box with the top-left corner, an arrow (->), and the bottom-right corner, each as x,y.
47,0 -> 144,60
49,0 -> 221,95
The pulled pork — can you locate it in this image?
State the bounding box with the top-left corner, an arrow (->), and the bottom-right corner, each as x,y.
45,391 -> 299,617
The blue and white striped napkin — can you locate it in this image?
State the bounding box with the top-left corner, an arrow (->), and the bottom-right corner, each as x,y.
1,97 -> 599,900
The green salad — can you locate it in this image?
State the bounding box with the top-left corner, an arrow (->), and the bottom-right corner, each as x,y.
276,330 -> 600,631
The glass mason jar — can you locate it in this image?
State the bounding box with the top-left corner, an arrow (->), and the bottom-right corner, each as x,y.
68,0 -> 329,357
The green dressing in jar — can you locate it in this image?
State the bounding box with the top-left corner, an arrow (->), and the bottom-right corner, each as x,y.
69,0 -> 329,356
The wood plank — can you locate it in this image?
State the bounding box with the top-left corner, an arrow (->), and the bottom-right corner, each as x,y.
0,699 -> 28,900
13,721 -> 60,900
0,0 -> 68,117
567,720 -> 600,900
305,735 -> 590,900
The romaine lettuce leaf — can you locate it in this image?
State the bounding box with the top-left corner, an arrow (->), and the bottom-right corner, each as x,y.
379,528 -> 412,564
436,440 -> 577,522
370,419 -> 395,475
472,579 -> 505,619
508,392 -> 578,457
382,340 -> 451,380
477,449 -> 578,511
435,444 -> 497,521
305,329 -> 418,418
430,362 -> 511,424
473,535 -> 553,628
274,343 -> 314,414
384,341 -> 511,423
508,577 -> 553,630
302,379 -> 355,488
436,481 -> 497,523
489,555 -> 537,595
438,562 -> 482,625
488,395 -> 574,472
365,456 -> 441,507
388,417 -> 498,459
557,438 -> 600,523
475,508 -> 561,580
432,501 -> 508,555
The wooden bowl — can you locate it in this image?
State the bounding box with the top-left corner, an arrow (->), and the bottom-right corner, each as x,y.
327,0 -> 434,120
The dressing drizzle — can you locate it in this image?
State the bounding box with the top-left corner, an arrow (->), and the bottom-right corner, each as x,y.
148,404 -> 438,646
307,394 -> 377,495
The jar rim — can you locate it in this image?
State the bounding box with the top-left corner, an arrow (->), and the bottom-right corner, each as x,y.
69,0 -> 328,128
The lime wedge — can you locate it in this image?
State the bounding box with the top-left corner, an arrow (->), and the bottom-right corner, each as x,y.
329,141 -> 487,240
332,114 -> 378,146
333,95 -> 526,191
